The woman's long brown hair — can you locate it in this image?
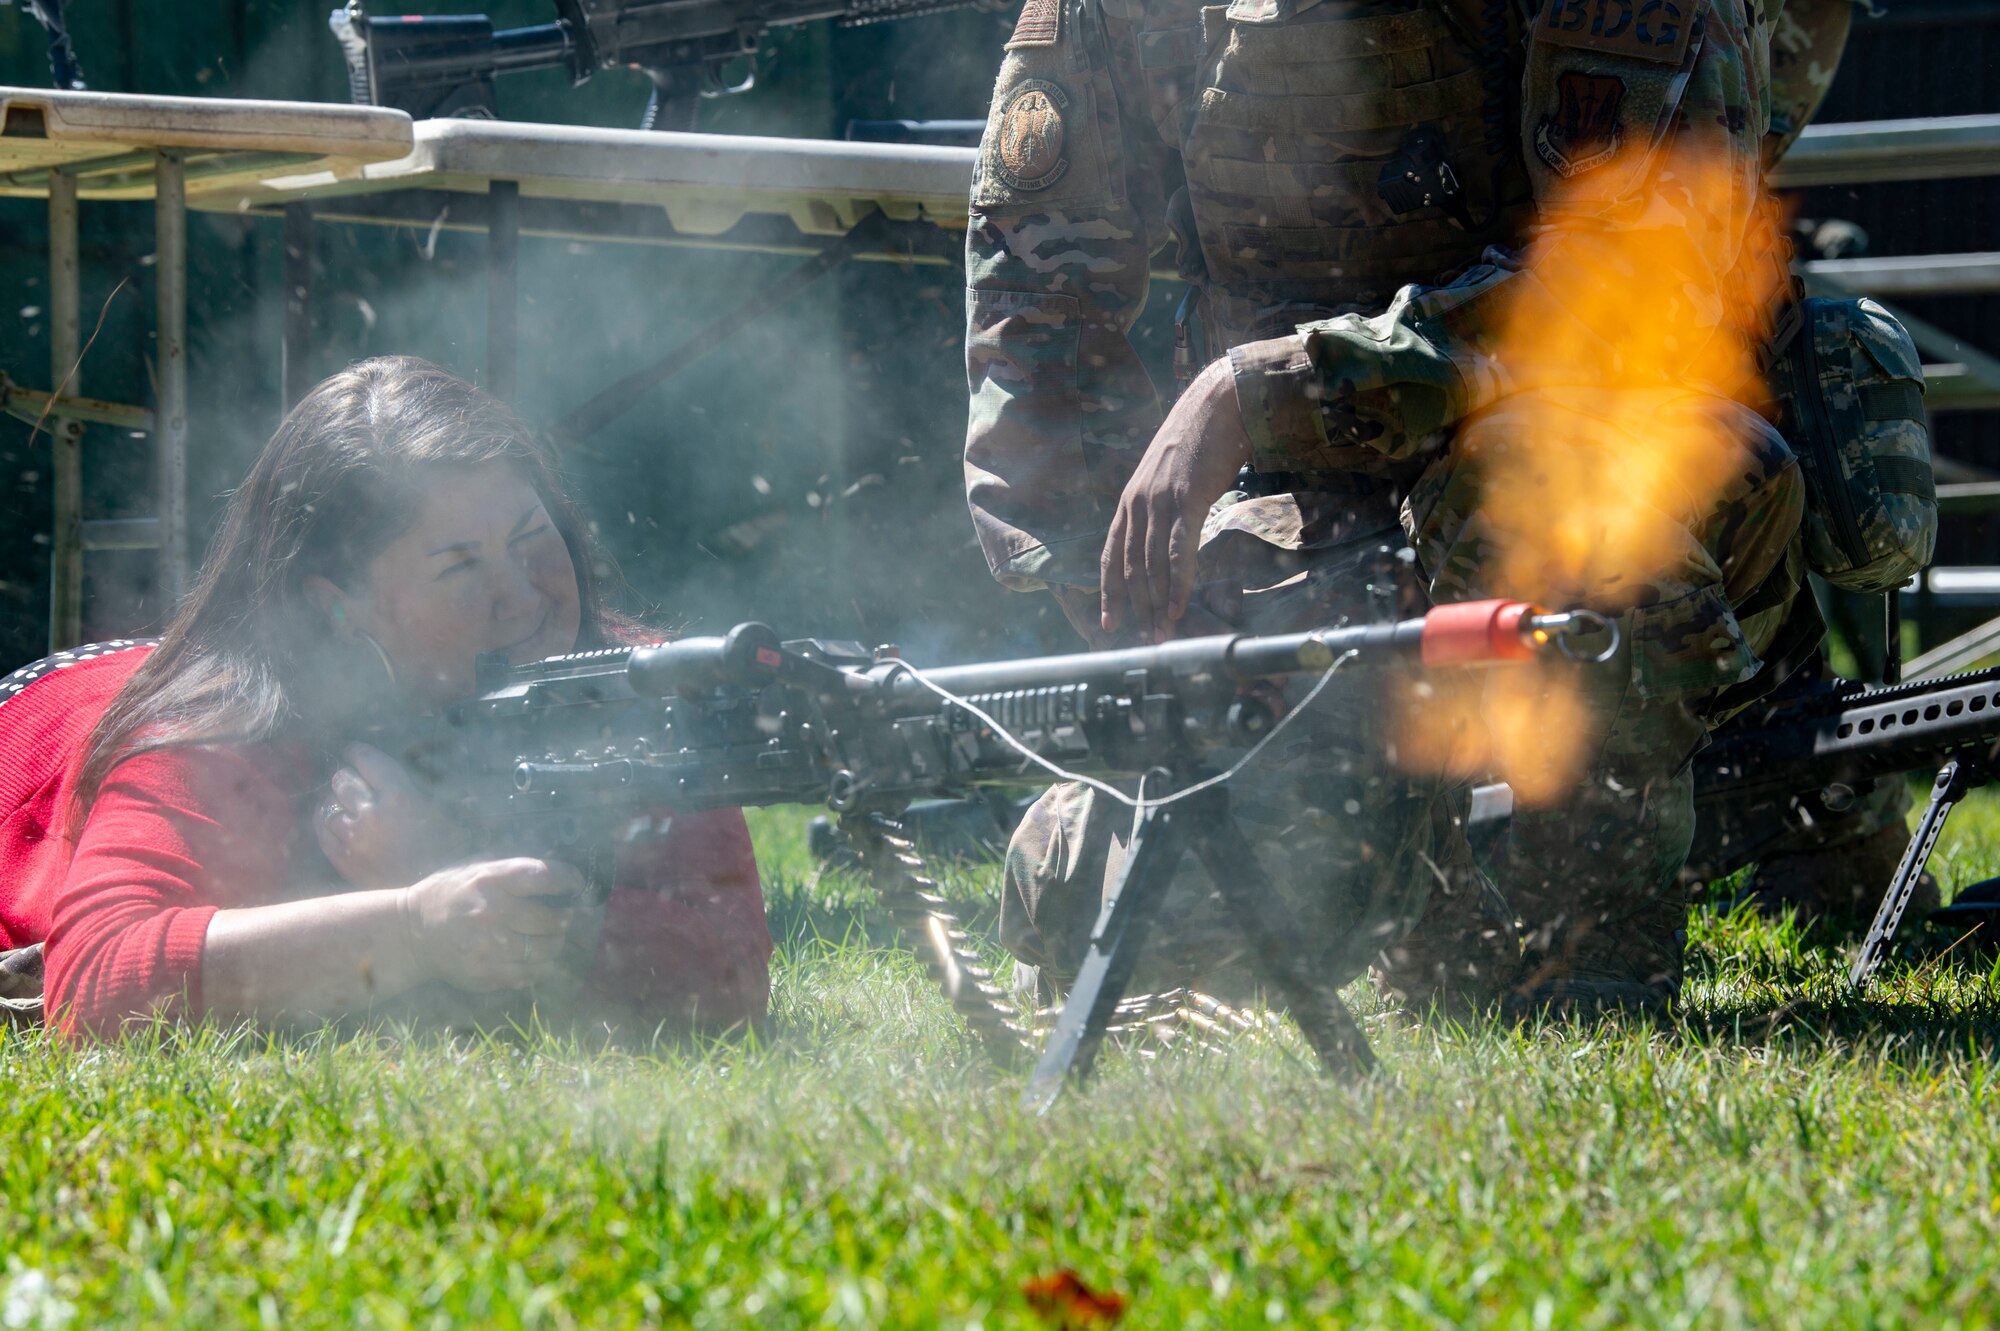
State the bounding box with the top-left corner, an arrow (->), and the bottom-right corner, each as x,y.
72,356 -> 631,822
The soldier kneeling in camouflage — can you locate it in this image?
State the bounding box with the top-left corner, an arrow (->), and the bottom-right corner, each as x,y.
964,0 -> 1929,1015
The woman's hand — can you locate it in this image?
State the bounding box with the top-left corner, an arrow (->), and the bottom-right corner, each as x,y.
398,858 -> 581,994
1100,358 -> 1253,643
315,743 -> 464,888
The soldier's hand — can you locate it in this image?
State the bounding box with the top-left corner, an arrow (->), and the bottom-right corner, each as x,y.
1101,359 -> 1252,642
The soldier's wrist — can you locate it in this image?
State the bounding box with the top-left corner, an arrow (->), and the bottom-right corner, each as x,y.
1227,336 -> 1332,471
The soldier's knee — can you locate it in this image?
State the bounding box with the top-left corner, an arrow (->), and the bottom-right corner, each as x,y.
1736,420 -> 1806,529
999,783 -> 1109,975
1702,403 -> 1805,603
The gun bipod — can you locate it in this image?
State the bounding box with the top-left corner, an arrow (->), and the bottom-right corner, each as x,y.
1022,792 -> 1194,1112
1021,781 -> 1377,1115
1851,754 -> 1995,988
840,802 -> 1279,1068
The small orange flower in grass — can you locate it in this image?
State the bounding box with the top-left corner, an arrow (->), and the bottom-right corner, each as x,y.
1022,1269 -> 1127,1326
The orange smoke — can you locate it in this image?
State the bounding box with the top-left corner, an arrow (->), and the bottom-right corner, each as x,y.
1395,142 -> 1788,805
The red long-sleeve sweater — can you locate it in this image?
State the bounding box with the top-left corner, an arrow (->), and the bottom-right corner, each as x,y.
0,644 -> 771,1038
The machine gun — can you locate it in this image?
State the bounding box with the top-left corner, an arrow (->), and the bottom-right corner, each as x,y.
404,600 -> 1612,1108
1685,664 -> 2000,986
329,0 -> 995,130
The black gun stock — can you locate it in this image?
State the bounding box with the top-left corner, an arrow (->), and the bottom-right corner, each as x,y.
330,0 -> 996,128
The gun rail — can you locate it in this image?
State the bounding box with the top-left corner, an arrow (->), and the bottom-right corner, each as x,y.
1695,664 -> 2000,805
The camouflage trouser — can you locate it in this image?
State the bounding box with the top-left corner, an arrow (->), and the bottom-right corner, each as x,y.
1001,494 -> 1482,1005
1392,388 -> 1808,1002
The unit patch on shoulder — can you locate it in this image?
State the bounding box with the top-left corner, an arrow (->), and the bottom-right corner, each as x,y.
996,80 -> 1071,191
1535,0 -> 1692,64
1534,71 -> 1626,177
1006,0 -> 1062,49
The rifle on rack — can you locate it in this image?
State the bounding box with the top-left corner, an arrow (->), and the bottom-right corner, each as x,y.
403,599 -> 1614,1109
329,0 -> 996,130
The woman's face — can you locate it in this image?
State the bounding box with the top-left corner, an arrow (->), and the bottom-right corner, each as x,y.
320,464 -> 583,706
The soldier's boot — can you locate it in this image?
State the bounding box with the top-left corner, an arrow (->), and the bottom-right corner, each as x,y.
1741,818 -> 1939,926
1508,885 -> 1689,1017
1374,800 -> 1521,1016
1494,762 -> 1699,1018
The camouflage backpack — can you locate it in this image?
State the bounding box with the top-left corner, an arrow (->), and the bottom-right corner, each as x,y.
1768,297 -> 1937,594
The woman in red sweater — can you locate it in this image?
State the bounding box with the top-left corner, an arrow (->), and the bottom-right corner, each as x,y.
0,357 -> 770,1039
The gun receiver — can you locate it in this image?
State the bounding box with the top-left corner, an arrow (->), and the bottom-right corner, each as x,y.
331,0 -> 995,128
1694,666 -> 2000,812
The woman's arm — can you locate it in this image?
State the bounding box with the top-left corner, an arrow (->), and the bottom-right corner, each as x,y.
46,745 -> 577,1036
200,887 -> 425,1022
324,750 -> 775,1034
199,858 -> 576,1024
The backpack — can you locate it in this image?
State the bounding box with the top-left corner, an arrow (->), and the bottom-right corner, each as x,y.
1768,296 -> 1937,594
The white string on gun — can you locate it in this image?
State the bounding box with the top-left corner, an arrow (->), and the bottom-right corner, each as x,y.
892,649 -> 1358,814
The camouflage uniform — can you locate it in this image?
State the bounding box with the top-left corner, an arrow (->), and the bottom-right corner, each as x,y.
966,0 -> 1859,1007
1733,0 -> 1932,920
1769,0 -> 1855,160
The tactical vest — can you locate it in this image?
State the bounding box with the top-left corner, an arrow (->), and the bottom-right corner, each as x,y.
1154,0 -> 1537,353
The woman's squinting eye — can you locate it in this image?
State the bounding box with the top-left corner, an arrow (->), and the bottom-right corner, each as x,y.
510,523 -> 555,548
436,556 -> 477,580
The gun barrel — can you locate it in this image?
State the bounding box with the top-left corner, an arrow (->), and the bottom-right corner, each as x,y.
898,623 -> 1409,706
887,600 -> 1585,710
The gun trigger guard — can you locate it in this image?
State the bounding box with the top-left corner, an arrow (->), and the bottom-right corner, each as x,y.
1554,608 -> 1620,665
700,55 -> 757,97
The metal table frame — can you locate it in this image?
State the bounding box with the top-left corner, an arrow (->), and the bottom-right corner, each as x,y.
0,87 -> 413,649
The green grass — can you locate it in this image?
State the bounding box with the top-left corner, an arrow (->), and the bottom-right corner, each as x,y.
6,790 -> 2000,1328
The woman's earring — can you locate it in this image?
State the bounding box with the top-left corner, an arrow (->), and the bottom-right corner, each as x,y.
327,596 -> 394,689
355,628 -> 399,690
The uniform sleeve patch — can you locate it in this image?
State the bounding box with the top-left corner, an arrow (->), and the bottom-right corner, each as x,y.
1534,71 -> 1627,177
1535,0 -> 1692,64
1006,0 -> 1062,49
995,80 -> 1072,190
